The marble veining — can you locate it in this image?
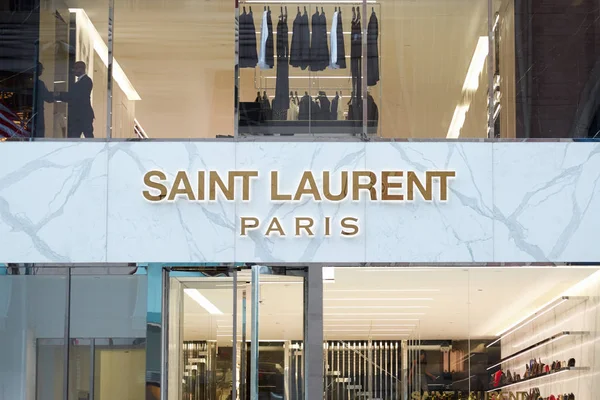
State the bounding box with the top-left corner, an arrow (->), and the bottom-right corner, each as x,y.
0,141 -> 598,263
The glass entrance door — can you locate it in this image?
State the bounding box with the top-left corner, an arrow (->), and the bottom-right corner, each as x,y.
167,267 -> 305,400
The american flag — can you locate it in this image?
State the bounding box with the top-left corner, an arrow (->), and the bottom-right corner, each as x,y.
0,100 -> 29,139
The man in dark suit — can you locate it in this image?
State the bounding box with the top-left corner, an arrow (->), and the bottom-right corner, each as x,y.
34,62 -> 55,138
58,61 -> 95,138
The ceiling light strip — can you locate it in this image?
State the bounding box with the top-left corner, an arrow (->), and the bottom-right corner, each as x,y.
486,331 -> 587,371
487,296 -> 586,348
184,288 -> 223,315
68,8 -> 141,101
325,306 -> 429,309
325,313 -> 425,316
326,289 -> 440,293
324,298 -> 433,301
446,36 -> 489,138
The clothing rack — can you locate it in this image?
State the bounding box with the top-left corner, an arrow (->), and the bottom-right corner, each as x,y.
238,1 -> 382,138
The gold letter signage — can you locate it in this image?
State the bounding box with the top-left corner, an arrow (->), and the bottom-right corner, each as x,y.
142,170 -> 456,238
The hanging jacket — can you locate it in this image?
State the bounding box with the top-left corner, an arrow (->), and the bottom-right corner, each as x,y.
317,95 -> 331,120
336,11 -> 347,69
298,95 -> 312,120
310,11 -> 329,71
331,95 -> 339,120
289,12 -> 302,67
367,12 -> 380,86
329,10 -> 339,69
239,10 -> 258,68
273,15 -> 290,112
266,10 -> 275,68
257,11 -> 269,69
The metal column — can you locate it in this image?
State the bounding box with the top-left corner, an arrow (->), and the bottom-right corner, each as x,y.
250,266 -> 260,400
304,267 -> 324,400
241,290 -> 247,400
361,0 -> 368,140
62,268 -> 71,400
89,339 -> 96,400
401,340 -> 408,400
232,268 -> 238,400
145,264 -> 168,400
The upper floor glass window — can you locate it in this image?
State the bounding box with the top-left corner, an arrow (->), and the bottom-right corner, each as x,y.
1,0 -> 599,140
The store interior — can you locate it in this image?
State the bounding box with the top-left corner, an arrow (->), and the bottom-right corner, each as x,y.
172,266 -> 600,399
0,265 -> 598,400
27,0 -> 517,139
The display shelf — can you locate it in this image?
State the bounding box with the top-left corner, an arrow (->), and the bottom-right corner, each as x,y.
487,331 -> 589,370
487,296 -> 589,348
486,367 -> 590,392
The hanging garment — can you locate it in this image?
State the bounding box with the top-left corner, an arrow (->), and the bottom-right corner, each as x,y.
261,95 -> 272,121
336,11 -> 347,69
290,10 -> 311,70
257,10 -> 269,69
298,94 -> 312,120
288,98 -> 299,120
273,109 -> 287,120
331,95 -> 339,120
310,11 -> 329,71
350,16 -> 362,115
309,11 -> 320,71
337,99 -> 344,120
273,15 -> 290,117
311,97 -> 320,121
240,10 -> 258,68
367,93 -> 379,125
266,10 -> 275,68
329,10 -> 339,69
290,11 -> 302,67
317,95 -> 331,120
367,11 -> 380,86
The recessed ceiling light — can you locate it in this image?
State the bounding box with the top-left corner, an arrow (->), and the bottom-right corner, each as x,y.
325,318 -> 420,321
184,289 -> 223,315
324,324 -> 417,327
325,306 -> 429,309
326,289 -> 440,293
325,298 -> 433,301
325,313 -> 426,316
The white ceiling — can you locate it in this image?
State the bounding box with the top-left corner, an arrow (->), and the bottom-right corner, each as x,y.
178,267 -> 597,344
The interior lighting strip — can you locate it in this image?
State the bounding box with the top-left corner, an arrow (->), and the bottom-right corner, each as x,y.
184,288 -> 223,315
486,296 -> 586,348
486,331 -> 587,370
69,8 -> 141,101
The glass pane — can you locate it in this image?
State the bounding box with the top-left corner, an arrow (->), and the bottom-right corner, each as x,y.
323,267 -> 470,399
380,0 -> 489,139
174,275 -> 235,400
255,272 -> 303,400
475,267 -> 600,399
69,274 -> 147,400
94,340 -> 146,400
238,1 -> 375,138
38,0 -> 109,139
0,271 -> 67,400
113,1 -> 233,139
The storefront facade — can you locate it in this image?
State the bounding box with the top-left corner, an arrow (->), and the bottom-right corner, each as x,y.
1,140 -> 599,400
2,0 -> 600,399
